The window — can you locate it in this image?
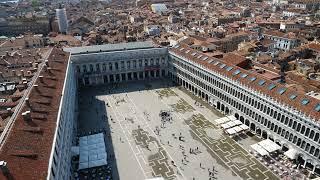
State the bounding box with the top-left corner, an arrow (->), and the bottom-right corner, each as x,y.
219,64 -> 226,69
233,69 -> 241,75
258,80 -> 266,86
267,83 -> 276,90
248,76 -> 256,81
315,104 -> 320,112
240,73 -> 248,78
226,66 -> 233,71
289,94 -> 297,100
301,99 -> 310,105
277,87 -> 287,94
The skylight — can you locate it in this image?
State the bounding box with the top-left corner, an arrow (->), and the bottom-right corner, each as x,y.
240,73 -> 248,78
191,52 -> 197,56
226,66 -> 233,71
301,99 -> 310,105
277,87 -> 287,95
233,69 -> 241,75
267,83 -> 276,90
185,50 -> 190,53
219,64 -> 226,69
202,57 -> 208,61
248,76 -> 256,82
175,45 -> 180,48
315,104 -> 320,112
213,61 -> 219,66
258,80 -> 266,86
289,94 -> 297,100
180,48 -> 184,51
197,55 -> 203,59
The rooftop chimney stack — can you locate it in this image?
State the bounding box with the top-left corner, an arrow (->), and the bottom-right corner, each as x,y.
22,111 -> 31,122
45,60 -> 49,67
25,98 -> 30,108
33,84 -> 39,92
39,76 -> 44,83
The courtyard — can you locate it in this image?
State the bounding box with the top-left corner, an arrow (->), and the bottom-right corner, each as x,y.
77,79 -> 279,180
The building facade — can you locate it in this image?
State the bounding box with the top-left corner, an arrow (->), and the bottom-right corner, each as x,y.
168,44 -> 320,174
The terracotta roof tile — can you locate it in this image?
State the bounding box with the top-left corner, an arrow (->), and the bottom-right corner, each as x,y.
0,48 -> 69,180
171,42 -> 320,121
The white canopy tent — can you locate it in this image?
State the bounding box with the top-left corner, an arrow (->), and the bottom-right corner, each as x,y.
232,126 -> 242,133
215,117 -> 230,125
284,149 -> 298,160
226,128 -> 237,135
221,123 -> 231,129
78,133 -> 108,170
258,139 -> 281,153
239,124 -> 249,131
225,121 -> 237,128
233,120 -> 242,126
227,115 -> 237,121
251,144 -> 269,156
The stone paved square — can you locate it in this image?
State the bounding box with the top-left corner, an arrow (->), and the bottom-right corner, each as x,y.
78,79 -> 279,180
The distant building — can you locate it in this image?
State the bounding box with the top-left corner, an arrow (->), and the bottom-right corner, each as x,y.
144,25 -> 161,36
280,22 -> 304,31
168,14 -> 179,23
293,0 -> 320,10
263,30 -> 299,51
0,16 -> 49,36
56,8 -> 68,34
150,3 -> 167,14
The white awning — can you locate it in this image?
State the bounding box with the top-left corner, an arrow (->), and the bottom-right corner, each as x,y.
284,149 -> 298,160
234,120 -> 242,126
215,117 -> 230,125
227,115 -> 237,121
232,126 -> 242,133
225,121 -> 237,128
251,144 -> 269,156
221,123 -> 231,129
258,139 -> 281,153
226,128 -> 237,135
78,133 -> 108,170
239,124 -> 249,131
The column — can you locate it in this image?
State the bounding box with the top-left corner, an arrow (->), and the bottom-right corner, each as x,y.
119,74 -> 122,82
107,75 -> 110,83
125,73 -> 128,81
143,72 -> 145,79
303,160 -> 307,168
312,165 -> 316,174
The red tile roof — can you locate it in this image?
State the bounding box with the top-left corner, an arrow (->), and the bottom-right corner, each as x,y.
0,48 -> 69,180
170,42 -> 320,121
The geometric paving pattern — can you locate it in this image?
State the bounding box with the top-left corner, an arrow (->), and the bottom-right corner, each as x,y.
132,128 -> 176,180
185,114 -> 280,180
170,99 -> 195,113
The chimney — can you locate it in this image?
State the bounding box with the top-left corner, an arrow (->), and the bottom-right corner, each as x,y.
22,111 -> 31,122
0,72 -> 3,78
6,108 -> 12,115
47,67 -> 52,74
25,98 -> 30,108
3,83 -> 7,92
23,81 -> 27,88
34,63 -> 39,68
39,75 -> 44,83
12,70 -> 16,76
33,84 -> 39,91
0,161 -> 9,176
29,62 -> 33,67
45,60 -> 49,67
20,70 -> 24,77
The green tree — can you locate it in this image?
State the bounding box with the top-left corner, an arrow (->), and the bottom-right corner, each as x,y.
31,0 -> 39,8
